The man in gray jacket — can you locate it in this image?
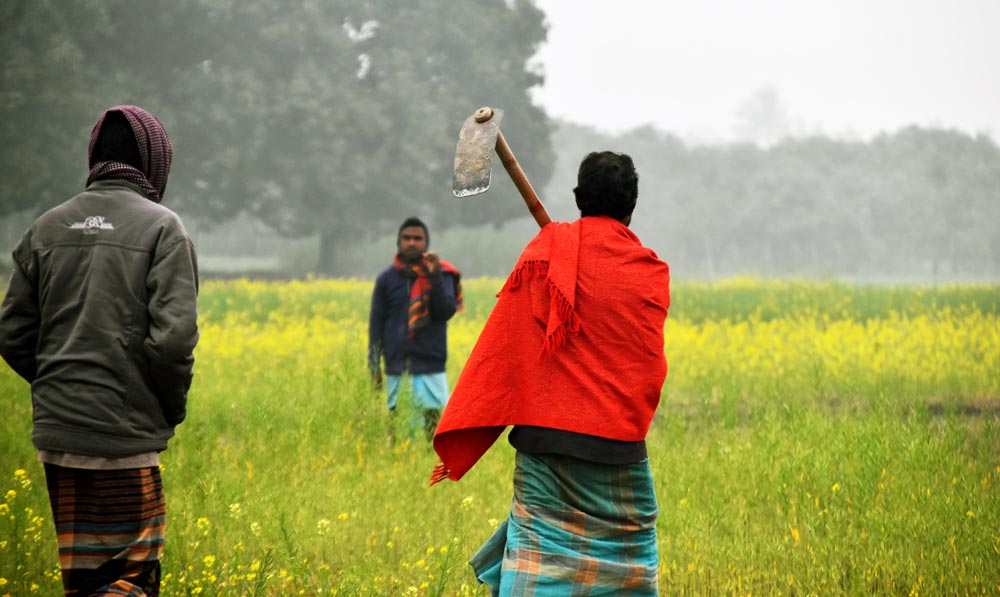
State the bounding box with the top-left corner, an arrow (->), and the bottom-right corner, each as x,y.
0,105 -> 198,596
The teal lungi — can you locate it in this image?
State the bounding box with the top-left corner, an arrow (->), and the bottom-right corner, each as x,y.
472,452 -> 659,596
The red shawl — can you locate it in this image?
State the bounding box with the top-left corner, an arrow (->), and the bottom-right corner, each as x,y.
431,216 -> 670,484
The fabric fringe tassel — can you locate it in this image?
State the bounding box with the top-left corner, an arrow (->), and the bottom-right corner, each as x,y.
503,257 -> 582,358
541,279 -> 580,357
503,260 -> 549,293
429,462 -> 451,486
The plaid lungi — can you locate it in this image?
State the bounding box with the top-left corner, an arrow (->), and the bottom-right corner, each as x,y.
471,452 -> 659,596
44,464 -> 166,596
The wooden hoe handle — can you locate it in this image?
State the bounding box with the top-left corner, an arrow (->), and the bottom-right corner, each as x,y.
494,131 -> 551,228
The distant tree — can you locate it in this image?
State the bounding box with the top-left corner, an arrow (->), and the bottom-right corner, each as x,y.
0,1 -> 107,213
733,86 -> 793,148
0,0 -> 554,274
870,127 -> 1000,277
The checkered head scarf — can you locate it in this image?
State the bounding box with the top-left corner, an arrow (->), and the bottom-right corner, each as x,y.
87,105 -> 173,202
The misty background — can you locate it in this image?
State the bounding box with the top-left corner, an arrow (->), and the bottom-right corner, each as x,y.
2,1 -> 998,281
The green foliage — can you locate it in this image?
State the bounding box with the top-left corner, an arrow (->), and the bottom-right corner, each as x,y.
0,0 -> 554,274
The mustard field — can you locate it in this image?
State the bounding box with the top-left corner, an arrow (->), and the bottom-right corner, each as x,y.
1,278 -> 998,595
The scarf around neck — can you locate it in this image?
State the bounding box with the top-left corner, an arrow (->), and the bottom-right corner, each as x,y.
393,254 -> 463,337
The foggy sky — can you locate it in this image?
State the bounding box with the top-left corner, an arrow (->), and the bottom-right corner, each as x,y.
530,0 -> 1000,143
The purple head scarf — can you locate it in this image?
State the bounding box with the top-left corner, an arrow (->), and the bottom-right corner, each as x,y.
86,105 -> 173,202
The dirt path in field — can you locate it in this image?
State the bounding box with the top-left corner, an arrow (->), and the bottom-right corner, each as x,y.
661,395 -> 1000,426
926,396 -> 1000,418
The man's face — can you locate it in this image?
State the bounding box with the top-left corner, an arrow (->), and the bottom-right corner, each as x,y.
398,226 -> 428,263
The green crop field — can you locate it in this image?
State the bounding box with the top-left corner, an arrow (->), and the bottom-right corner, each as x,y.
2,278 -> 998,595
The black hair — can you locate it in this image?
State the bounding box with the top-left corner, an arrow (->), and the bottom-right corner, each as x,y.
397,216 -> 429,246
572,151 -> 639,220
90,111 -> 143,171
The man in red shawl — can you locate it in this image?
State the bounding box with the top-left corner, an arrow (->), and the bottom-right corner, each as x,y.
0,105 -> 198,596
431,151 -> 670,595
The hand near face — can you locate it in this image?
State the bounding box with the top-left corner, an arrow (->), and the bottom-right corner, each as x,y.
424,251 -> 440,274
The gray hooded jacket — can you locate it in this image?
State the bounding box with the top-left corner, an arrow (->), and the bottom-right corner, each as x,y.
0,179 -> 198,457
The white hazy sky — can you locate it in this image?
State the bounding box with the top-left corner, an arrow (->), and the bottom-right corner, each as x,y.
530,0 -> 1000,143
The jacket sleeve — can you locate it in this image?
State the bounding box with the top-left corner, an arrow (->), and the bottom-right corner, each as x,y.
428,272 -> 458,322
368,275 -> 386,374
0,244 -> 40,383
144,231 -> 199,426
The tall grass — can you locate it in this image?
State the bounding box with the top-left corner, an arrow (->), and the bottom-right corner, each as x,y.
1,278 -> 998,595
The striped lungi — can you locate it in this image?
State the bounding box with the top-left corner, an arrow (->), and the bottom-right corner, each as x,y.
471,452 -> 659,596
44,464 -> 166,596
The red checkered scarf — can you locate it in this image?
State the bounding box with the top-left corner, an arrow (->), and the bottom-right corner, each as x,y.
86,105 -> 172,202
393,254 -> 463,337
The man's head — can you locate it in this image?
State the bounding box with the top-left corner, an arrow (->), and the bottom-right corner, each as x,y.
88,105 -> 173,201
397,217 -> 429,264
89,112 -> 143,171
573,151 -> 639,225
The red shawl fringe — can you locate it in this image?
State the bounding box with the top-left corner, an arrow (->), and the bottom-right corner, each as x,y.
504,259 -> 581,358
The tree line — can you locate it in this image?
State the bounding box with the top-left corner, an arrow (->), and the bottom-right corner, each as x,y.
540,123 -> 1000,280
0,0 -> 552,275
2,0 -> 998,280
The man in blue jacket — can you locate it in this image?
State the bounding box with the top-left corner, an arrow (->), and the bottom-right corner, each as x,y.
369,217 -> 461,441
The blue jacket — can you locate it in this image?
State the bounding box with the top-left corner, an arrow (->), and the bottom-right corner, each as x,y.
368,265 -> 458,375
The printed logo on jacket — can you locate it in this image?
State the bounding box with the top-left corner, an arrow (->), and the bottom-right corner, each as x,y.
69,216 -> 114,235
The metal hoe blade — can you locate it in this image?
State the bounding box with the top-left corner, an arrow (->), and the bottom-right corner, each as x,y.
452,108 -> 504,198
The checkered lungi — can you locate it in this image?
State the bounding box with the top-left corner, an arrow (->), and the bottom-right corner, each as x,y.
471,452 -> 659,596
44,464 -> 166,596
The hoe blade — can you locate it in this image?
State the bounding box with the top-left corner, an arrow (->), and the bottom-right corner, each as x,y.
452,108 -> 504,198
